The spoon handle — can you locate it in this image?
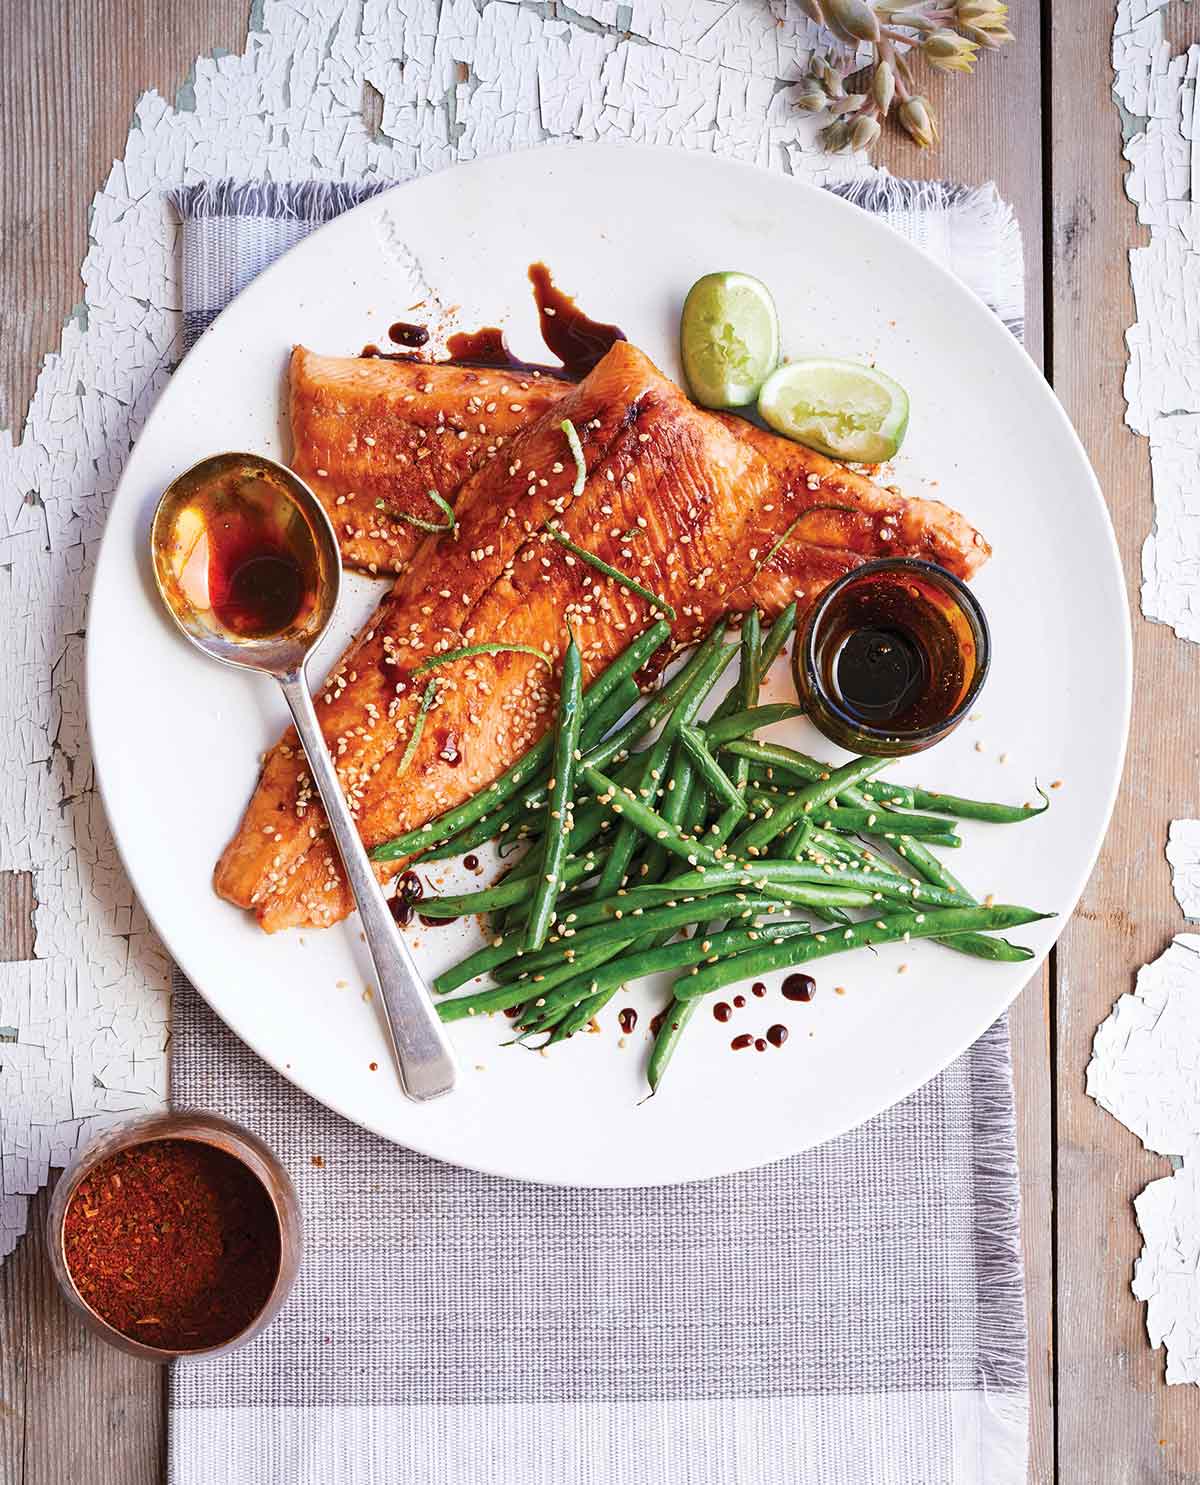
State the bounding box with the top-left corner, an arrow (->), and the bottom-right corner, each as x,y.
279,671 -> 457,1103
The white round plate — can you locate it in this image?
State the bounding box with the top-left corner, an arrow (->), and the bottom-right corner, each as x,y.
88,145 -> 1130,1186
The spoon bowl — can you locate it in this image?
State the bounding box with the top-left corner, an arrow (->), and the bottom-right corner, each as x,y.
150,451 -> 340,676
149,451 -> 457,1104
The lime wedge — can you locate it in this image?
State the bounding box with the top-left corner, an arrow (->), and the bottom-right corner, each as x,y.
680,272 -> 780,409
757,358 -> 910,463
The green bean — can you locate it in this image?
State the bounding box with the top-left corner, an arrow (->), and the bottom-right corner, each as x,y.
875,833 -> 1031,960
593,625 -> 733,897
675,904 -> 1053,1001
908,783 -> 1051,823
733,741 -> 1052,824
438,941 -> 628,1022
503,892 -> 792,982
419,849 -> 605,919
729,742 -> 914,807
526,919 -> 818,1023
370,620 -> 669,862
525,628 -> 583,950
635,863 -> 968,909
811,805 -> 961,840
647,998 -> 698,1093
678,725 -> 746,817
731,755 -> 888,857
806,828 -> 1028,962
754,601 -> 797,679
550,986 -> 619,1042
699,704 -> 804,747
583,764 -> 734,877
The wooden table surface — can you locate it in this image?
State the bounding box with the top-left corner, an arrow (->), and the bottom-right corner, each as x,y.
0,3 -> 1191,1481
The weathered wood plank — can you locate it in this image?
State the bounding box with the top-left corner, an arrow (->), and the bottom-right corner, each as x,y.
1049,3 -> 1200,1481
0,874 -> 35,965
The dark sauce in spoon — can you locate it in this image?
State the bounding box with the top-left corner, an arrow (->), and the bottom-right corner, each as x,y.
211,545 -> 305,638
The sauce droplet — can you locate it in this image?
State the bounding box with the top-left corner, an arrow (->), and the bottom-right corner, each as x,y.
754,1037 -> 767,1052
751,982 -> 766,997
733,994 -> 746,1009
767,1024 -> 788,1048
463,854 -> 480,872
649,1010 -> 667,1037
389,871 -> 425,927
782,973 -> 817,1003
618,1007 -> 638,1035
730,1033 -> 754,1052
713,1002 -> 733,1023
388,320 -> 430,349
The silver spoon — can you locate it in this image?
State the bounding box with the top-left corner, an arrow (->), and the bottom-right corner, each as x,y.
149,451 -> 457,1103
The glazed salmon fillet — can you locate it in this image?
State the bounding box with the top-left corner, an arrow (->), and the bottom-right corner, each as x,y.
218,341 -> 989,932
290,347 -> 570,574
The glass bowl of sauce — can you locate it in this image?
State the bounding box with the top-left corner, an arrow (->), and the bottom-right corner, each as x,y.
792,558 -> 989,757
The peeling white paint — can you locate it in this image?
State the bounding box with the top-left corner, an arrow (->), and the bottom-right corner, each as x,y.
1167,819 -> 1200,919
1133,1165 -> 1200,1384
1088,933 -> 1200,1384
1088,935 -> 1200,1160
0,0 -> 870,1260
1115,0 -> 1200,641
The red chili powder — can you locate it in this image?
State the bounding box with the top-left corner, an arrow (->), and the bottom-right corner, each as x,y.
62,1138 -> 281,1351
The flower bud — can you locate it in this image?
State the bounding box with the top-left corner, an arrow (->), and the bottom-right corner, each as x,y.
828,91 -> 869,115
958,0 -> 1006,21
795,83 -> 830,113
814,57 -> 845,97
872,59 -> 896,114
823,0 -> 881,43
923,27 -> 978,72
851,115 -> 883,151
962,21 -> 1013,46
899,94 -> 939,149
819,120 -> 853,153
887,9 -> 936,31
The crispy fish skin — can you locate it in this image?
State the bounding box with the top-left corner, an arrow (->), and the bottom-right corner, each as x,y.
289,347 -> 570,575
219,341 -> 989,931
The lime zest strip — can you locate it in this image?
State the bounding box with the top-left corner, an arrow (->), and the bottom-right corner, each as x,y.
415,643 -> 553,676
544,524 -> 677,621
376,489 -> 458,535
396,679 -> 439,778
560,418 -> 587,497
